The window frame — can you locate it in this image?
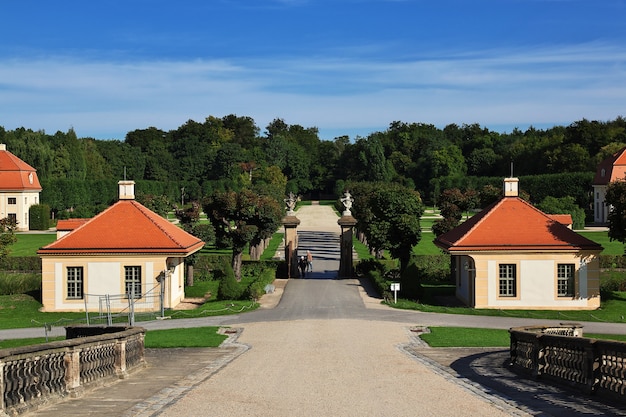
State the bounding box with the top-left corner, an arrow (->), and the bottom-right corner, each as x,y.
124,266 -> 142,299
7,197 -> 16,205
557,263 -> 575,298
66,266 -> 84,300
498,263 -> 517,298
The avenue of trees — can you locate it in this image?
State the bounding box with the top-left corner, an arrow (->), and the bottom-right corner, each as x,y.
2,115 -> 626,267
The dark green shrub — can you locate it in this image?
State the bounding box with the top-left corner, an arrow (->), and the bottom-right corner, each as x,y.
355,258 -> 388,278
29,204 -> 51,230
216,260 -> 243,300
355,259 -> 394,300
400,261 -> 422,301
243,268 -> 276,300
0,257 -> 41,272
0,272 -> 41,295
600,255 -> 626,269
194,255 -> 231,282
412,255 -> 451,283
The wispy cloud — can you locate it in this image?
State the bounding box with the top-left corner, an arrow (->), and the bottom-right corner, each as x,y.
1,41 -> 624,139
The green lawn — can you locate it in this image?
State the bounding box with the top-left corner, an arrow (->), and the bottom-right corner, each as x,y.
578,231 -> 625,255
420,326 -> 626,347
0,327 -> 227,349
10,233 -> 56,256
391,289 -> 626,324
144,326 -> 227,348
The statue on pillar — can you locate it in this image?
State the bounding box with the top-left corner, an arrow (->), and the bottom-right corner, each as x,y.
341,190 -> 354,216
284,192 -> 297,215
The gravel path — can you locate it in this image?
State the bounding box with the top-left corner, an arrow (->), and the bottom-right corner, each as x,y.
158,204 -> 517,417
158,319 -> 515,417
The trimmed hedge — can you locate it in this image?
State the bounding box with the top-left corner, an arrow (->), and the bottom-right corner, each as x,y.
0,257 -> 42,272
29,204 -> 51,230
600,255 -> 626,269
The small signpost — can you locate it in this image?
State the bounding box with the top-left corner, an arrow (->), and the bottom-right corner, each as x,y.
390,282 -> 400,304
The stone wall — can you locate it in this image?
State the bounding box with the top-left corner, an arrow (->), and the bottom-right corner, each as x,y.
510,324 -> 626,403
0,326 -> 145,416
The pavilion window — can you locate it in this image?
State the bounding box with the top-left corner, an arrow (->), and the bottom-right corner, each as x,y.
499,264 -> 516,297
66,266 -> 84,299
557,264 -> 575,297
125,266 -> 142,298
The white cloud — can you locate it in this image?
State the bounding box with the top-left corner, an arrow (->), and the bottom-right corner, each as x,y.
0,42 -> 624,139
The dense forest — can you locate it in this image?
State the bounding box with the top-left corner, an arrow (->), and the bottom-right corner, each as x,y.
1,115 -> 625,221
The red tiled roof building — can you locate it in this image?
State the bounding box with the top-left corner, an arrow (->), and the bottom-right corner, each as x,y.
434,178 -> 602,310
0,144 -> 42,230
38,181 -> 204,312
593,146 -> 626,223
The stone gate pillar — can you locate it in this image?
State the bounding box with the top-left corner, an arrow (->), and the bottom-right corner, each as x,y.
282,193 -> 300,278
338,191 -> 357,279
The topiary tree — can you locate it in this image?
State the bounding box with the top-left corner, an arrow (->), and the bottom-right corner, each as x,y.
216,259 -> 242,300
29,204 -> 51,230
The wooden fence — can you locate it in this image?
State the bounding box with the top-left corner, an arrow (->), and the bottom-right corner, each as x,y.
509,324 -> 626,403
0,326 -> 145,416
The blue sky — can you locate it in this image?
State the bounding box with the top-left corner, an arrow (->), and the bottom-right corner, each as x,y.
1,0 -> 625,141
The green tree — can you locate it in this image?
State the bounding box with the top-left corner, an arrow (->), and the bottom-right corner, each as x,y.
174,201 -> 203,286
432,188 -> 465,237
605,180 -> 626,251
203,189 -> 282,280
137,193 -> 172,217
0,217 -> 17,261
350,182 -> 423,272
536,196 -> 586,230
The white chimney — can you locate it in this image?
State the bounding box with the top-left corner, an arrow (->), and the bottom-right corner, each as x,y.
503,177 -> 519,197
118,180 -> 135,200
0,144 -> 6,151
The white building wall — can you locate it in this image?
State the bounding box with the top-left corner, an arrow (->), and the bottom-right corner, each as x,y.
593,185 -> 608,224
487,259 -> 590,308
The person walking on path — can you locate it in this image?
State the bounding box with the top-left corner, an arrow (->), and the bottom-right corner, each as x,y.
306,250 -> 313,272
298,256 -> 308,278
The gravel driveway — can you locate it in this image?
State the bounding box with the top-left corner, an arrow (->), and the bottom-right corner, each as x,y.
157,204 -> 518,417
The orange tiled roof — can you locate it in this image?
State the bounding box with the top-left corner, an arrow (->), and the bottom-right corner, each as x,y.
0,149 -> 42,191
56,218 -> 90,231
548,214 -> 573,226
434,197 -> 602,252
39,200 -> 204,255
593,146 -> 626,185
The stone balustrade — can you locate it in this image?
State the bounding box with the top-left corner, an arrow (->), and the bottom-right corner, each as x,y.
0,326 -> 145,416
509,324 -> 626,403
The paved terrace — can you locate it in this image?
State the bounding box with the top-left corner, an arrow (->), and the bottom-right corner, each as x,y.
10,203 -> 626,416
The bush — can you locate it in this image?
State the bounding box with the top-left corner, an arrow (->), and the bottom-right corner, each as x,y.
400,261 -> 422,301
216,260 -> 243,300
29,204 -> 51,230
600,270 -> 626,298
243,267 -> 275,300
412,255 -> 451,283
600,255 -> 626,269
0,272 -> 41,295
0,257 -> 41,272
356,259 -> 394,300
194,255 -> 231,282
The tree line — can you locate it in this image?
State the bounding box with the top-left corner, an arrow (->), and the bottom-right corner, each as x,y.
1,116 -> 625,218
